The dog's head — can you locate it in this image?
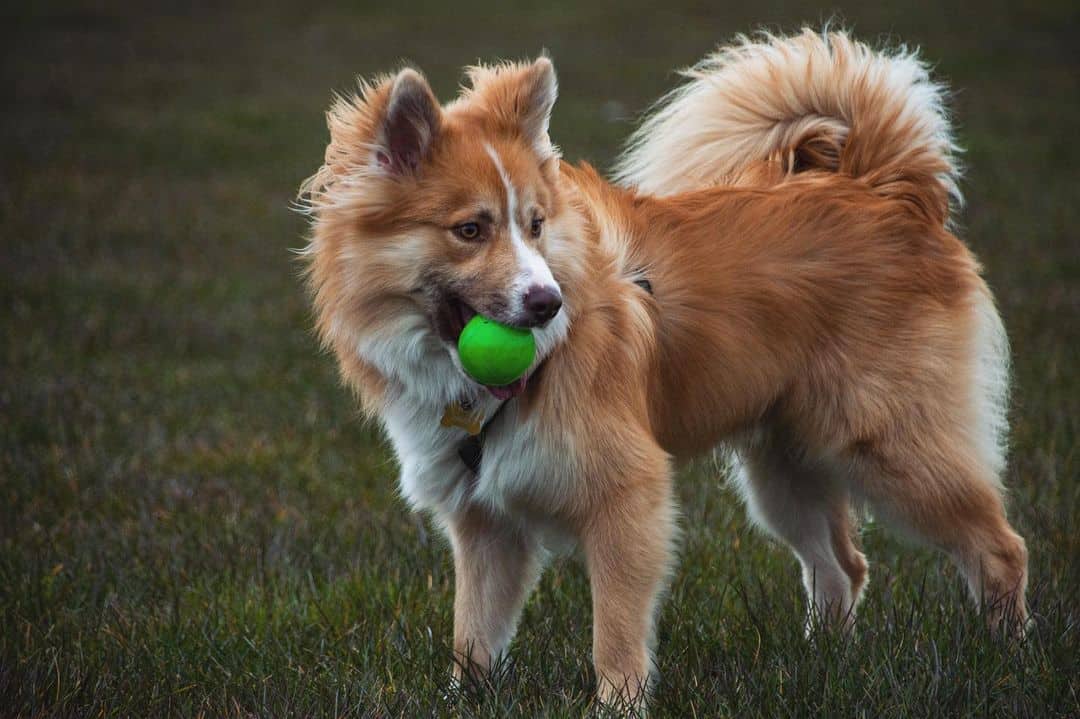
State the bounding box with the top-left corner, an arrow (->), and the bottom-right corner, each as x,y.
303,58 -> 574,400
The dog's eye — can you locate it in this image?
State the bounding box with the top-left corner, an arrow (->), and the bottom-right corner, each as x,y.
454,222 -> 481,241
530,217 -> 544,238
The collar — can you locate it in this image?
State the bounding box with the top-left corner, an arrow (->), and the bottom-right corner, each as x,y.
455,397 -> 512,474
445,357 -> 550,475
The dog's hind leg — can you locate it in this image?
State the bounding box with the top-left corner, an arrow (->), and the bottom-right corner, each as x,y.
446,505 -> 545,682
734,443 -> 868,630
854,433 -> 1028,634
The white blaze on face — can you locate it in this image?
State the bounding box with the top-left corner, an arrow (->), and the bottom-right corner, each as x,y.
484,143 -> 559,315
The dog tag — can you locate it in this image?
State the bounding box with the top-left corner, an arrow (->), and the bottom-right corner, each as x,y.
440,401 -> 484,435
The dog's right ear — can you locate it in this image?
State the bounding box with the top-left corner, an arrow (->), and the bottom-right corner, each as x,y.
375,69 -> 442,175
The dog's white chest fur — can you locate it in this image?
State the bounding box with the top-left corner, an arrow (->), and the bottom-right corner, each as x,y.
360,305 -> 575,518
380,392 -> 490,513
381,390 -> 574,518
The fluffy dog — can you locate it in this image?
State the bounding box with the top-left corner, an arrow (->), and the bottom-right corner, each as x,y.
299,29 -> 1028,707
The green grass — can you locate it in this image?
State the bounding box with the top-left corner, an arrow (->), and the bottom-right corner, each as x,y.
2,1 -> 1077,716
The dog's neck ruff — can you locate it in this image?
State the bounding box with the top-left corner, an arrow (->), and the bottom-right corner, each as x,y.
440,276 -> 651,475
443,356 -> 551,474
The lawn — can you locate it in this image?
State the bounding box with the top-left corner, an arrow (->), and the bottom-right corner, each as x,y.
1,1 -> 1077,716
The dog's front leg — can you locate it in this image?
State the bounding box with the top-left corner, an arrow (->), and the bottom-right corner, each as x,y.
582,475 -> 676,709
445,504 -> 543,683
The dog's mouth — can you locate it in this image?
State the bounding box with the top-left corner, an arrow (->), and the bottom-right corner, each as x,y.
432,294 -> 531,399
433,294 -> 478,345
486,376 -> 528,400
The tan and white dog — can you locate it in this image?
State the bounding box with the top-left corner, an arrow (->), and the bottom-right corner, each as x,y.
300,29 -> 1028,707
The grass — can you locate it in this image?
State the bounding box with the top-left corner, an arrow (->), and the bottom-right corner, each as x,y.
1,0 -> 1077,716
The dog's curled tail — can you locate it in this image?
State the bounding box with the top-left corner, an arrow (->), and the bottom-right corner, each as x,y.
612,28 -> 962,224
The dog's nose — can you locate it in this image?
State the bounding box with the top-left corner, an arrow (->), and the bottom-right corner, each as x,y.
521,285 -> 563,326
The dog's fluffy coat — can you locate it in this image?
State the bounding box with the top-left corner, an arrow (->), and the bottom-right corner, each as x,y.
300,29 -> 1028,706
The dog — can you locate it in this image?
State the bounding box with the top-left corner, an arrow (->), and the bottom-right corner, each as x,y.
299,29 -> 1028,708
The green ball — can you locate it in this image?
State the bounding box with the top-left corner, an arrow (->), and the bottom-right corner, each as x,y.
457,316 -> 536,386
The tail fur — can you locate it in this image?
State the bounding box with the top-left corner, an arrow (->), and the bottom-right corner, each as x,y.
613,29 -> 962,224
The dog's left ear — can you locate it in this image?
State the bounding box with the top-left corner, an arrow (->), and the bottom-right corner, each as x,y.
514,56 -> 558,158
469,56 -> 559,159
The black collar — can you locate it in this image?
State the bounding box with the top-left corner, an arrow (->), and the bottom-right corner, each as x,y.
456,396 -> 511,474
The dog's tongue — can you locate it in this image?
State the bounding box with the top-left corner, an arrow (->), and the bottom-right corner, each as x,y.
486,376 -> 527,400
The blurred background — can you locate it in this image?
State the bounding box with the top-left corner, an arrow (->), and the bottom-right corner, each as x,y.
2,1 -> 1077,716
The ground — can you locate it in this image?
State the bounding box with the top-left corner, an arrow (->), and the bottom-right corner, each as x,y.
1,1 -> 1077,717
